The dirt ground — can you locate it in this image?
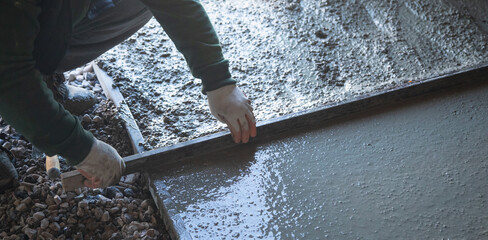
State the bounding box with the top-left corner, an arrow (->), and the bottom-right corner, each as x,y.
99,0 -> 488,151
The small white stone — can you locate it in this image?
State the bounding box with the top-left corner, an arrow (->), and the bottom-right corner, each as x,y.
53,195 -> 62,205
76,75 -> 84,81
32,212 -> 45,221
85,72 -> 95,81
68,73 -> 76,81
23,228 -> 37,239
15,203 -> 27,212
34,203 -> 47,209
93,85 -> 102,93
2,142 -> 11,149
40,218 -> 49,229
101,211 -> 110,222
140,199 -> 149,209
83,64 -> 93,73
82,80 -> 91,88
78,200 -> 88,209
75,68 -> 83,75
93,116 -> 103,124
81,114 -> 92,123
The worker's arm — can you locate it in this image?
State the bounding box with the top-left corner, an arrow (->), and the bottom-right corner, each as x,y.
140,0 -> 257,142
0,1 -> 123,188
0,0 -> 93,164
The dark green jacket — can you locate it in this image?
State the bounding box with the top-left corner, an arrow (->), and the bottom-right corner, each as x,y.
0,0 -> 235,165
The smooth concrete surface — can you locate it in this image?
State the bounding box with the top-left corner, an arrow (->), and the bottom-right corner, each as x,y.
149,82 -> 488,239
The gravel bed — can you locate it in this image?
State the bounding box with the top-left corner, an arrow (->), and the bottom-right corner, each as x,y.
0,64 -> 170,240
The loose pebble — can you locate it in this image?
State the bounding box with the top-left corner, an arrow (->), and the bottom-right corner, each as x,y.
83,64 -> 93,73
85,72 -> 96,81
2,141 -> 11,149
78,200 -> 88,209
41,231 -> 54,239
92,116 -> 103,124
124,188 -> 135,197
67,217 -> 77,224
110,207 -> 120,214
68,73 -> 76,81
146,228 -> 158,237
141,199 -> 150,209
32,211 -> 45,221
82,114 -> 92,123
15,203 -> 27,212
49,222 -> 61,232
53,195 -> 62,204
40,218 -> 50,229
102,211 -> 110,222
24,227 -> 37,239
34,203 -> 47,209
74,68 -> 83,76
93,85 -> 103,93
82,80 -> 91,88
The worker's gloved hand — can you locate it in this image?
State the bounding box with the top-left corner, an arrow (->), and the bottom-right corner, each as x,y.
207,84 -> 257,143
75,138 -> 125,188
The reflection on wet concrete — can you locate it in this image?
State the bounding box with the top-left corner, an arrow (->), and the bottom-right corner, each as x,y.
149,82 -> 488,239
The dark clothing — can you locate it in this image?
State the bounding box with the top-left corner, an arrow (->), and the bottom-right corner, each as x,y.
0,0 -> 235,165
0,146 -> 18,192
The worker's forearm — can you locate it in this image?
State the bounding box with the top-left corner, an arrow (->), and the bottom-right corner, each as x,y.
140,0 -> 236,92
0,70 -> 94,165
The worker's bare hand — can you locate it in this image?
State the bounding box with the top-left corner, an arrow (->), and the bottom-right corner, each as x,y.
75,139 -> 125,188
207,84 -> 257,143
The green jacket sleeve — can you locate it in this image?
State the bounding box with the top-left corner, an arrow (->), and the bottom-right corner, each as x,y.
0,0 -> 94,166
139,0 -> 236,93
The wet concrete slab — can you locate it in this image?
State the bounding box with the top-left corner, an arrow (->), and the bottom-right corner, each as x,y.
148,81 -> 488,239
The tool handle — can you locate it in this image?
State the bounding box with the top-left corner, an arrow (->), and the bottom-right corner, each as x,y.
46,155 -> 61,179
61,170 -> 86,191
61,154 -> 143,191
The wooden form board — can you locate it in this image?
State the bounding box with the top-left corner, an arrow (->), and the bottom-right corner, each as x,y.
92,63 -> 146,154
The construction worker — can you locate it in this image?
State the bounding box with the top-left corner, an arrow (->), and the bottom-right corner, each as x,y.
0,0 -> 257,191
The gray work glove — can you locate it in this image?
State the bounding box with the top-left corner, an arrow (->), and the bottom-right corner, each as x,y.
75,138 -> 125,188
207,84 -> 257,143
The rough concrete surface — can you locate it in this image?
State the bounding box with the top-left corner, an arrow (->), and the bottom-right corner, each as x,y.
148,81 -> 488,239
99,0 -> 488,150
